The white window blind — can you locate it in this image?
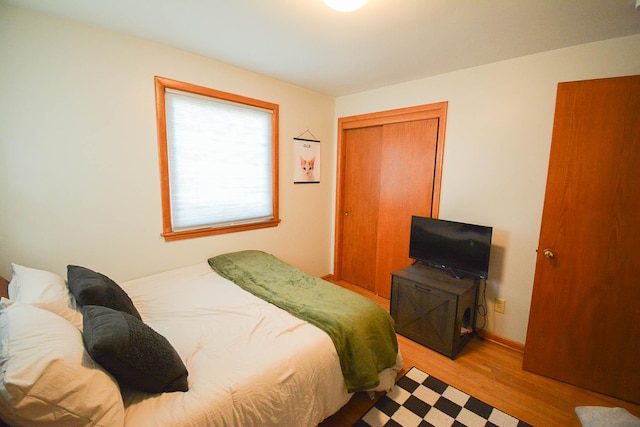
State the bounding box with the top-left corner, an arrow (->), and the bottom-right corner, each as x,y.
165,89 -> 274,231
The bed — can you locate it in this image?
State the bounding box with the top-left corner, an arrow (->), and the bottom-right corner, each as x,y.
0,250 -> 402,426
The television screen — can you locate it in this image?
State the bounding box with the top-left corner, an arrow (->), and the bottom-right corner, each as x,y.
409,216 -> 493,279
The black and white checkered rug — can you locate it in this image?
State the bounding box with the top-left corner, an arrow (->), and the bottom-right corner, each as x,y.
354,367 -> 532,427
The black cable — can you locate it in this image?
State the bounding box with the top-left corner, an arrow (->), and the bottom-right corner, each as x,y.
476,278 -> 488,331
446,267 -> 463,279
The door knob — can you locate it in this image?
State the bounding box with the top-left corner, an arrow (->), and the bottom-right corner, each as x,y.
543,249 -> 555,259
344,211 -> 350,216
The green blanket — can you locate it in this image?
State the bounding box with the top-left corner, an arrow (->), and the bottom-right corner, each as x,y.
208,250 -> 398,393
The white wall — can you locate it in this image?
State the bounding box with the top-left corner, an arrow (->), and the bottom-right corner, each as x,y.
335,35 -> 640,343
0,5 -> 335,282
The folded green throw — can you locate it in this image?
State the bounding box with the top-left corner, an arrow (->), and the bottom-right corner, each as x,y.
208,250 -> 399,393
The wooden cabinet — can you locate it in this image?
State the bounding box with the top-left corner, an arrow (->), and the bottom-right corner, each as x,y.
390,263 -> 478,359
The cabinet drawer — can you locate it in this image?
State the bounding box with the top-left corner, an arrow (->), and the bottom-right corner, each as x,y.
392,276 -> 452,300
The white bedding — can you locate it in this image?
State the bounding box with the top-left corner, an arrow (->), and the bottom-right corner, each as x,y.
119,262 -> 402,426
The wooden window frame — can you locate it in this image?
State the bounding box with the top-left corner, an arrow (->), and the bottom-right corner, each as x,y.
154,76 -> 280,241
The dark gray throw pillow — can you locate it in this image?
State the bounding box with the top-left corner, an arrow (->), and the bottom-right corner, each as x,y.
67,265 -> 141,319
82,305 -> 189,393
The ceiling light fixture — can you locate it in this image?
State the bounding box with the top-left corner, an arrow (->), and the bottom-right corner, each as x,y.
323,0 -> 368,12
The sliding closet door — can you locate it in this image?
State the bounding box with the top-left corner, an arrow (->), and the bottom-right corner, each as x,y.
340,126 -> 383,291
374,119 -> 438,297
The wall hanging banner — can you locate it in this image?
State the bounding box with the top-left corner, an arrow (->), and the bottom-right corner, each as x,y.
294,132 -> 320,183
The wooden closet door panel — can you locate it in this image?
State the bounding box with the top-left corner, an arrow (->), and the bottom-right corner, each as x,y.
523,75 -> 640,403
340,126 -> 383,290
374,119 -> 439,298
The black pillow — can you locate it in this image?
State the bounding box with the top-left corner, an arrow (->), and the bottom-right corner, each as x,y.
82,305 -> 189,393
67,265 -> 141,319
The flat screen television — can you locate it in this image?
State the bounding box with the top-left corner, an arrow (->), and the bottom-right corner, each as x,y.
409,216 -> 493,279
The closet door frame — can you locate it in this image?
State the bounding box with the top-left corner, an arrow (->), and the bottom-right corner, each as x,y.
333,102 -> 448,285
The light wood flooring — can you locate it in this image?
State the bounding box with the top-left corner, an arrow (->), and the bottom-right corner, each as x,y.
320,280 -> 640,427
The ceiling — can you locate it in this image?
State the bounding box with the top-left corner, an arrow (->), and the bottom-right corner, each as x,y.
4,0 -> 640,96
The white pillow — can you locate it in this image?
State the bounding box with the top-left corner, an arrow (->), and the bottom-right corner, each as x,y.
8,264 -> 83,329
0,301 -> 125,427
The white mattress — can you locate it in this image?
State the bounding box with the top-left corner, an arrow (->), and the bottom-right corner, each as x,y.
119,262 -> 401,427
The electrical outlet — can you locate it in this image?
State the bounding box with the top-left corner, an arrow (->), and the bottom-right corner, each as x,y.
494,298 -> 506,314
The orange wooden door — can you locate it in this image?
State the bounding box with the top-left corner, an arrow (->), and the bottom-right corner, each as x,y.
523,75 -> 640,404
374,119 -> 438,297
340,126 -> 383,291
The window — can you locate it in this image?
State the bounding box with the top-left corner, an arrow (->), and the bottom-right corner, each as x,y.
154,76 -> 280,241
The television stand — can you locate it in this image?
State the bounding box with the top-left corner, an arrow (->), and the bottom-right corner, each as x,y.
390,263 -> 479,359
